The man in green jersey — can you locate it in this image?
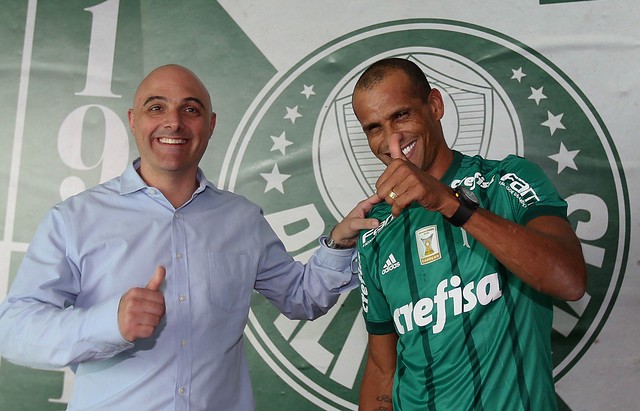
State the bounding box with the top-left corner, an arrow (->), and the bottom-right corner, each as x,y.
352,58 -> 587,410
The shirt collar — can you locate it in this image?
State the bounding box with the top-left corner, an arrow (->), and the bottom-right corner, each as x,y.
440,150 -> 464,186
119,158 -> 222,195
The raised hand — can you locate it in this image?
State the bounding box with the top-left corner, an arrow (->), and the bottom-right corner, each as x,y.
118,266 -> 167,342
376,134 -> 453,217
330,195 -> 382,248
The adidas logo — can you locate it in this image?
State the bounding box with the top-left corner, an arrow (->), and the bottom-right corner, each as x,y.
381,254 -> 401,275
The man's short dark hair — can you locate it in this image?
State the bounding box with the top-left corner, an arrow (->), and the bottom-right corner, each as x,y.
355,58 -> 432,102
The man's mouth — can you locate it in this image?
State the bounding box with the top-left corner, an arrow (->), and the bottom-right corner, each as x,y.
402,141 -> 417,157
158,137 -> 187,144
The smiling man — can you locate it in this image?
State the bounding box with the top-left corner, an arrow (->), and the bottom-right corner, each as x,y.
0,64 -> 379,410
352,58 -> 587,411
128,65 -> 216,206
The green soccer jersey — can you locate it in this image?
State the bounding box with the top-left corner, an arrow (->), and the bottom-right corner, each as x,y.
357,151 -> 567,411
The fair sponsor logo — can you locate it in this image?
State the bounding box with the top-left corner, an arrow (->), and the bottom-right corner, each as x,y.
499,172 -> 540,208
361,214 -> 394,247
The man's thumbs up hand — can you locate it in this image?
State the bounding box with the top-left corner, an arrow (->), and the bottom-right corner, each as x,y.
118,266 -> 166,342
146,265 -> 166,291
388,133 -> 408,161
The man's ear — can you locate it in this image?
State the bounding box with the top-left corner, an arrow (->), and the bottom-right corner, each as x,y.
209,112 -> 217,137
127,108 -> 135,131
429,88 -> 445,120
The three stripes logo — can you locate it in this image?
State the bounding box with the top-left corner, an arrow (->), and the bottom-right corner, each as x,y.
381,254 -> 401,275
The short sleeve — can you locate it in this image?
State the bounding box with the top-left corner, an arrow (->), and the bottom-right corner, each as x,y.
498,155 -> 568,226
357,250 -> 396,335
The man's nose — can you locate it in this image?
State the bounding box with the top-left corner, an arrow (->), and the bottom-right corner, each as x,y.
164,109 -> 183,130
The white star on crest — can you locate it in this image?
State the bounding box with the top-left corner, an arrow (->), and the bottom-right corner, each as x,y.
301,85 -> 316,99
541,111 -> 566,136
260,163 -> 291,194
270,131 -> 293,155
528,86 -> 547,105
511,67 -> 526,82
548,142 -> 579,174
284,106 -> 302,124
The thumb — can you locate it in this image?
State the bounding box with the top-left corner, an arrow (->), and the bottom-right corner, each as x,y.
366,193 -> 383,208
146,265 -> 166,291
389,133 -> 407,161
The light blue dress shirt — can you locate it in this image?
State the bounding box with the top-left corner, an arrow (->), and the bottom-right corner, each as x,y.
0,159 -> 358,410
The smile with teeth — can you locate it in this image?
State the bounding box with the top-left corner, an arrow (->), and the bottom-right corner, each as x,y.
158,137 -> 187,144
402,141 -> 416,157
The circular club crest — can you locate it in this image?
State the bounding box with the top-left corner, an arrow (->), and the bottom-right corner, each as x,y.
220,19 -> 629,409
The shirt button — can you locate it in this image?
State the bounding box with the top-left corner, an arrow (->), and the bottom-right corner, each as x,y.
176,252 -> 183,260
178,295 -> 186,303
149,189 -> 157,195
178,386 -> 186,395
181,339 -> 187,347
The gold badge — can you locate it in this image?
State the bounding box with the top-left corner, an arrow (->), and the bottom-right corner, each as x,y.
415,225 -> 442,265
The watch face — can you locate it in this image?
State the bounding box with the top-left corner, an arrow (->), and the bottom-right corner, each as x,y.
459,186 -> 479,205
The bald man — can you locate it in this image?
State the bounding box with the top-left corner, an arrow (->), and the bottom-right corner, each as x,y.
0,65 -> 378,410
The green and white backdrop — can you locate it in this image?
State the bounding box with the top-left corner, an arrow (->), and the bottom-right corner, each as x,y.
0,1 -> 637,410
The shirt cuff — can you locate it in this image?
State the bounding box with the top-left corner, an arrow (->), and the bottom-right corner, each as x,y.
85,295 -> 134,352
314,239 -> 359,290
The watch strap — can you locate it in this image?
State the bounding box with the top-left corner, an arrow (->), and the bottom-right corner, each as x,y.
324,235 -> 352,249
445,201 -> 476,227
445,188 -> 479,227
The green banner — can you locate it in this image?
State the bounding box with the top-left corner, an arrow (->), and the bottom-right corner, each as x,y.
0,1 -> 637,410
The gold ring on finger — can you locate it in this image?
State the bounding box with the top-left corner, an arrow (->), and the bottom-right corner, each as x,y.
388,191 -> 398,200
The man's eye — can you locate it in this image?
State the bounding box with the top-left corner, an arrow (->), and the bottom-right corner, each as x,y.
365,126 -> 379,136
184,107 -> 200,114
148,105 -> 162,112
